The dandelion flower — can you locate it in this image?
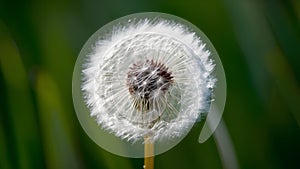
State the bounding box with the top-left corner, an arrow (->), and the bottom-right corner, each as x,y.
73,12 -> 222,158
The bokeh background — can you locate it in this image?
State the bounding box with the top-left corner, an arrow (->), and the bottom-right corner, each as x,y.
1,0 -> 300,169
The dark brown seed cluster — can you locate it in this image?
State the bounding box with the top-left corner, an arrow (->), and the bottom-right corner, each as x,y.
126,60 -> 173,111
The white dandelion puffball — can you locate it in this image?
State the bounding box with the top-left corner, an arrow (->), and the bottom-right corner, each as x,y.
72,12 -> 226,158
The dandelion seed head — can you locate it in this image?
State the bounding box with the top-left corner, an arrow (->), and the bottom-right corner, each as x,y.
81,15 -> 216,143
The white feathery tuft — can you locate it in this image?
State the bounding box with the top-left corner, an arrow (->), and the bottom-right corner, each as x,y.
82,18 -> 216,143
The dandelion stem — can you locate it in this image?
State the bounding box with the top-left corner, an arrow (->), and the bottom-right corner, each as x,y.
144,138 -> 154,169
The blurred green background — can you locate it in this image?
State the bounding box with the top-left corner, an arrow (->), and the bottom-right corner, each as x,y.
1,0 -> 300,169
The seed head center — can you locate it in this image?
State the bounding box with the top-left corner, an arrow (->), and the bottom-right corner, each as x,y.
127,60 -> 173,111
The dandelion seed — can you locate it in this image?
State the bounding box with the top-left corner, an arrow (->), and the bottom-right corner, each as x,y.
73,12 -> 225,158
